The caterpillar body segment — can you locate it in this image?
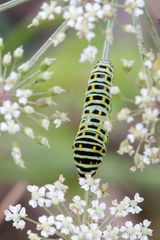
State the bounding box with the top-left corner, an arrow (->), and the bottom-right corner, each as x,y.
73,60 -> 114,177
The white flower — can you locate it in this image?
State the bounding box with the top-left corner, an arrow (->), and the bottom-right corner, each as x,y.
42,119 -> 50,130
72,225 -> 89,240
0,120 -> 20,134
142,108 -> 159,123
123,24 -> 135,33
4,204 -> 27,230
88,200 -> 106,221
39,137 -> 50,148
79,176 -> 102,198
63,6 -> 83,27
18,62 -> 30,73
39,71 -> 53,81
117,139 -> 135,156
13,46 -> 24,59
75,16 -> 95,41
117,108 -> 133,123
138,71 -> 148,81
54,119 -> 62,128
110,197 -> 130,217
50,86 -> 66,94
4,71 -> 19,91
127,193 -> 144,214
29,1 -> 62,27
27,185 -> 46,208
72,224 -> 102,240
55,215 -> 74,235
103,119 -> 112,132
135,88 -> 151,107
16,89 -> 32,105
53,111 -> 70,128
120,221 -> 139,240
54,174 -> 68,193
79,45 -> 98,63
110,86 -> 120,95
121,58 -> 134,72
136,219 -> 153,239
103,225 -> 119,240
53,32 -> 66,46
0,100 -> 20,120
37,215 -> 56,237
24,127 -> 35,139
24,105 -> 35,114
127,123 -> 148,143
124,0 -> 145,17
27,230 -> 41,240
11,146 -> 24,168
2,52 -> 12,65
142,147 -> 160,165
45,184 -> 65,206
69,195 -> 86,215
85,3 -> 101,21
102,4 -> 116,19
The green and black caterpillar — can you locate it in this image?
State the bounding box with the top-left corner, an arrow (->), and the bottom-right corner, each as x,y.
73,60 -> 114,177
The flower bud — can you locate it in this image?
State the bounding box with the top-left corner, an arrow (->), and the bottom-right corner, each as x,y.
121,59 -> 134,72
13,46 -> 24,60
36,97 -> 56,107
24,105 -> 35,114
2,52 -> 12,66
40,58 -> 55,71
49,86 -> 65,94
18,62 -> 30,73
36,136 -> 50,148
24,127 -> 35,139
37,71 -> 53,82
42,119 -> 50,130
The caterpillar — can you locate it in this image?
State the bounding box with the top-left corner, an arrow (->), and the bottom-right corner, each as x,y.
72,60 -> 114,177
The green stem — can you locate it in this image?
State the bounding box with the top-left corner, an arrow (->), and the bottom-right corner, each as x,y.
43,206 -> 54,216
60,203 -> 71,216
102,0 -> 117,60
28,20 -> 69,69
24,216 -> 39,225
156,121 -> 160,148
0,52 -> 2,77
100,215 -> 116,230
132,13 -> 152,89
102,20 -> 113,60
144,4 -> 160,51
16,70 -> 40,88
0,0 -> 32,12
82,190 -> 92,224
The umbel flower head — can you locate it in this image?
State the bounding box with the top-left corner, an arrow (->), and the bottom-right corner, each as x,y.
0,38 -> 69,167
4,175 -> 153,240
117,51 -> 160,171
29,0 -> 145,63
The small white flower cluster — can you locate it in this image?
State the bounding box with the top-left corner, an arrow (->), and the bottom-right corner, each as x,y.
29,0 -> 145,63
4,175 -> 153,240
117,52 -> 160,171
0,38 -> 69,167
124,0 -> 145,17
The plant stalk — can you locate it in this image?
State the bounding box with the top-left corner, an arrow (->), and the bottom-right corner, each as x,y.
0,0 -> 32,12
28,20 -> 69,69
144,4 -> 160,51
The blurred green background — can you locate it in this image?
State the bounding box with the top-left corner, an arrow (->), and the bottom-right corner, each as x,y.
0,1 -> 160,239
